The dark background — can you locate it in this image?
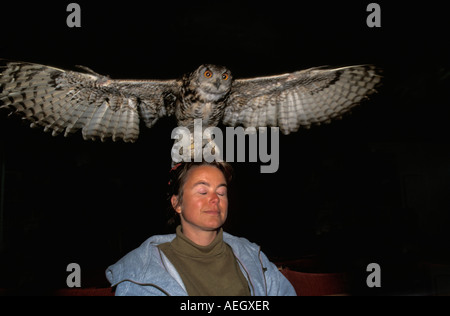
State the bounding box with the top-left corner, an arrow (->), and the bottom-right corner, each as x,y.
0,1 -> 449,295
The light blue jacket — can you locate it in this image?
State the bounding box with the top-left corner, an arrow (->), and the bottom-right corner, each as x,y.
106,232 -> 296,296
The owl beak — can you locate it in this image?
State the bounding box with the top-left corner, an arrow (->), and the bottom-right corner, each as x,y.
214,79 -> 221,89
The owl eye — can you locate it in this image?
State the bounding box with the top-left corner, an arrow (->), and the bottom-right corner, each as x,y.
222,73 -> 229,81
204,70 -> 213,78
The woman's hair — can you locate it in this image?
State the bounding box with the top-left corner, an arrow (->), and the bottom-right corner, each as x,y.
166,161 -> 233,226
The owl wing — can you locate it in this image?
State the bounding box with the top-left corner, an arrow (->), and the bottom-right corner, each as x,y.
223,65 -> 381,134
0,59 -> 179,142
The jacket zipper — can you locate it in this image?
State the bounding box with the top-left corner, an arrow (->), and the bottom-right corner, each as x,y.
258,248 -> 269,296
234,255 -> 256,295
157,247 -> 187,294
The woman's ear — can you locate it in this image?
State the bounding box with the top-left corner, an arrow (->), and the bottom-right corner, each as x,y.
171,195 -> 181,214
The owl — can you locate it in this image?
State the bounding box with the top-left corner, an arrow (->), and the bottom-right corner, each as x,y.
0,59 -> 381,143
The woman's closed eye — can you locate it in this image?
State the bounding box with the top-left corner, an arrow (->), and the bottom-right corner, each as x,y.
197,189 -> 226,197
216,187 -> 227,196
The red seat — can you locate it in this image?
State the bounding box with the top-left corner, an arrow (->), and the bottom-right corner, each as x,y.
52,287 -> 115,296
281,268 -> 349,296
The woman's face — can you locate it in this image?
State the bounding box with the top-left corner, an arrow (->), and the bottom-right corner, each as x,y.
172,165 -> 228,233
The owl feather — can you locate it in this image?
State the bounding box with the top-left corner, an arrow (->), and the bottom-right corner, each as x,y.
0,59 -> 381,142
0,59 -> 179,142
226,65 -> 381,134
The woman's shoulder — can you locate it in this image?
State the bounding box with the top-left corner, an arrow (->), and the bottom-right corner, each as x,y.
106,233 -> 176,285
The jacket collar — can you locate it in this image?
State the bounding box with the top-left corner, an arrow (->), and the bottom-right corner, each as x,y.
106,230 -> 263,296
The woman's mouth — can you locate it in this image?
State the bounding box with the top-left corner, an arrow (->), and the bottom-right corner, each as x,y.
203,210 -> 220,216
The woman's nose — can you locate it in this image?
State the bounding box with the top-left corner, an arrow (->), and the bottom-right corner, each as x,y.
209,193 -> 219,204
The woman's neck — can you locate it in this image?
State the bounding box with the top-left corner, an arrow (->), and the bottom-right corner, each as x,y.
179,224 -> 220,247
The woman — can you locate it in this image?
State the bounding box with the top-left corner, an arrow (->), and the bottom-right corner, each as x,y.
106,161 -> 296,296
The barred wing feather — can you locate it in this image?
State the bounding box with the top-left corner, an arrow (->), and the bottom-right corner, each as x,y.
0,59 -> 178,142
224,65 -> 381,134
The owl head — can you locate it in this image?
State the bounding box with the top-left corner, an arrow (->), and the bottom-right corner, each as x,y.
192,64 -> 233,101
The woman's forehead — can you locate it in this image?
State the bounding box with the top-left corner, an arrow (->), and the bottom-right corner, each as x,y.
185,165 -> 226,185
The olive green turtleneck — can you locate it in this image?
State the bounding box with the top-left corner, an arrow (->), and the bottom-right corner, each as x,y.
158,226 -> 250,296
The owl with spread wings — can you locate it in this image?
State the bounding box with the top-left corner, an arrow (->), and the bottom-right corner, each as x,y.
0,59 -> 381,143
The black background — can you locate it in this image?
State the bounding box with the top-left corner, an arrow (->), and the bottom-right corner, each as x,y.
0,1 -> 449,295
